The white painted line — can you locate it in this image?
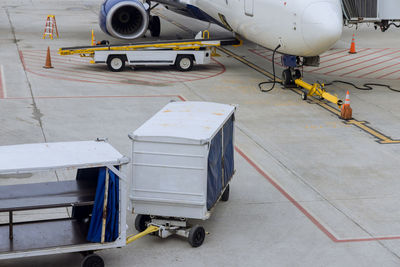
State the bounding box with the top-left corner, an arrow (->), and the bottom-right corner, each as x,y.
1,65 -> 6,98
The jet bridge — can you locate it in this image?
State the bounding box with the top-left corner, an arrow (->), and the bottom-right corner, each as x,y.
342,0 -> 400,31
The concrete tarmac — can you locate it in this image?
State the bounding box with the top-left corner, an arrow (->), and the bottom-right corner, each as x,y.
1,1 -> 400,266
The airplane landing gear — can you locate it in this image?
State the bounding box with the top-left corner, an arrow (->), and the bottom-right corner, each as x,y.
281,67 -> 302,88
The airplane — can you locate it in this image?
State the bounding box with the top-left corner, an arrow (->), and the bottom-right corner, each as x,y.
99,0 -> 343,83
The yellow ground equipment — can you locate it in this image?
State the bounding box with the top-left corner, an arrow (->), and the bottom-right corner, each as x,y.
295,78 -> 343,108
59,37 -> 239,72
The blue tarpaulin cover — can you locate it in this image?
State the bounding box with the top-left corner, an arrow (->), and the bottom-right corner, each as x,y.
223,115 -> 234,185
207,130 -> 222,210
87,167 -> 119,242
207,114 -> 234,210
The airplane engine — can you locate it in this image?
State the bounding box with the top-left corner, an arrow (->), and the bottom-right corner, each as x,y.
99,0 -> 149,39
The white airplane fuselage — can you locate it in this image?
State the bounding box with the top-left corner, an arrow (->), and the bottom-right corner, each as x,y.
193,0 -> 343,57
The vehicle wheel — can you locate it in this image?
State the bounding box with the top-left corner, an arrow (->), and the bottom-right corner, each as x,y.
221,184 -> 230,202
176,55 -> 193,71
294,69 -> 302,79
301,91 -> 307,100
135,214 -> 151,232
282,69 -> 292,87
107,55 -> 125,72
81,253 -> 104,267
149,16 -> 161,37
188,225 -> 205,248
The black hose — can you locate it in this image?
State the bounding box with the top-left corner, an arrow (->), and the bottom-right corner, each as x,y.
258,44 -> 281,92
323,80 -> 400,93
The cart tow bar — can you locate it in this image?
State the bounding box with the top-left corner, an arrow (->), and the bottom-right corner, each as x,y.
295,78 -> 343,108
126,225 -> 160,244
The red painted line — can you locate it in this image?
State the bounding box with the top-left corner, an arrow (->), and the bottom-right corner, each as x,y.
376,68 -> 400,79
317,48 -> 370,65
20,51 -> 225,86
21,51 -> 225,84
24,59 -> 177,84
22,51 -> 222,81
235,146 -> 400,243
320,49 -> 348,58
324,49 -> 400,75
355,56 -> 400,78
310,48 -> 388,73
0,67 -> 4,99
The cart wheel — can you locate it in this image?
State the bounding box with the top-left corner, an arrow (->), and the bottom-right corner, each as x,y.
81,253 -> 104,267
149,16 -> 161,37
188,225 -> 205,247
221,184 -> 230,202
301,91 -> 307,100
175,55 -> 193,72
135,214 -> 151,232
107,55 -> 125,72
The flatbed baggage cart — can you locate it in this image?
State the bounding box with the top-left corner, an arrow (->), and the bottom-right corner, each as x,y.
0,140 -> 129,267
129,101 -> 236,247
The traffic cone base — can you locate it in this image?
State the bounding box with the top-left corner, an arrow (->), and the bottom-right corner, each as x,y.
43,46 -> 53,69
340,105 -> 352,120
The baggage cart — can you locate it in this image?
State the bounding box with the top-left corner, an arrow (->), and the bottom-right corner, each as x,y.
0,139 -> 129,267
129,101 -> 236,247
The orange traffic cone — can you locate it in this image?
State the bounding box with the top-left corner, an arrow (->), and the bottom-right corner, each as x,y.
43,46 -> 53,69
340,90 -> 352,120
349,34 -> 357,54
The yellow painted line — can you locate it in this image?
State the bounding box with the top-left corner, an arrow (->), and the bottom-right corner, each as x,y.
218,47 -> 278,81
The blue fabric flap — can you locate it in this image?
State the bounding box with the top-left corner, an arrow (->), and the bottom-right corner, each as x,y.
87,167 -> 119,243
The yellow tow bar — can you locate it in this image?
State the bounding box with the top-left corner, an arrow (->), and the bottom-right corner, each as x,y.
294,79 -> 343,108
126,225 -> 159,245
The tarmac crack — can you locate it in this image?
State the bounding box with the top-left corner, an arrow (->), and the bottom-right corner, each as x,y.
5,7 -> 47,143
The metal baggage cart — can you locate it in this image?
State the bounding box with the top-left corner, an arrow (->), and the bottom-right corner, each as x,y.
0,139 -> 129,267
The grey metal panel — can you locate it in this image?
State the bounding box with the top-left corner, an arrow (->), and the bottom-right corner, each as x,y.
342,0 -> 377,18
0,219 -> 89,254
0,180 -> 96,212
379,0 -> 400,19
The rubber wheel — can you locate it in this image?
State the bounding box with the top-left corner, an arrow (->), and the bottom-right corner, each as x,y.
149,16 -> 161,37
282,69 -> 292,87
107,55 -> 125,72
188,225 -> 205,247
176,55 -> 193,71
221,184 -> 230,201
135,214 -> 151,232
81,253 -> 104,267
301,91 -> 307,100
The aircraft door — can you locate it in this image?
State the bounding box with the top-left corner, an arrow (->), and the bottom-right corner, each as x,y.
244,0 -> 254,16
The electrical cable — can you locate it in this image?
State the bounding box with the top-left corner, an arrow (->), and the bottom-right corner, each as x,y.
258,44 -> 281,92
323,80 -> 400,93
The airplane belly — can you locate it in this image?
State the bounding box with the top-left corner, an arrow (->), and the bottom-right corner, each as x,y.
194,0 -> 342,57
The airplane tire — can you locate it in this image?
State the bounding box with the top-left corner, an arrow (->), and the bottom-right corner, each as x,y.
282,69 -> 292,87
